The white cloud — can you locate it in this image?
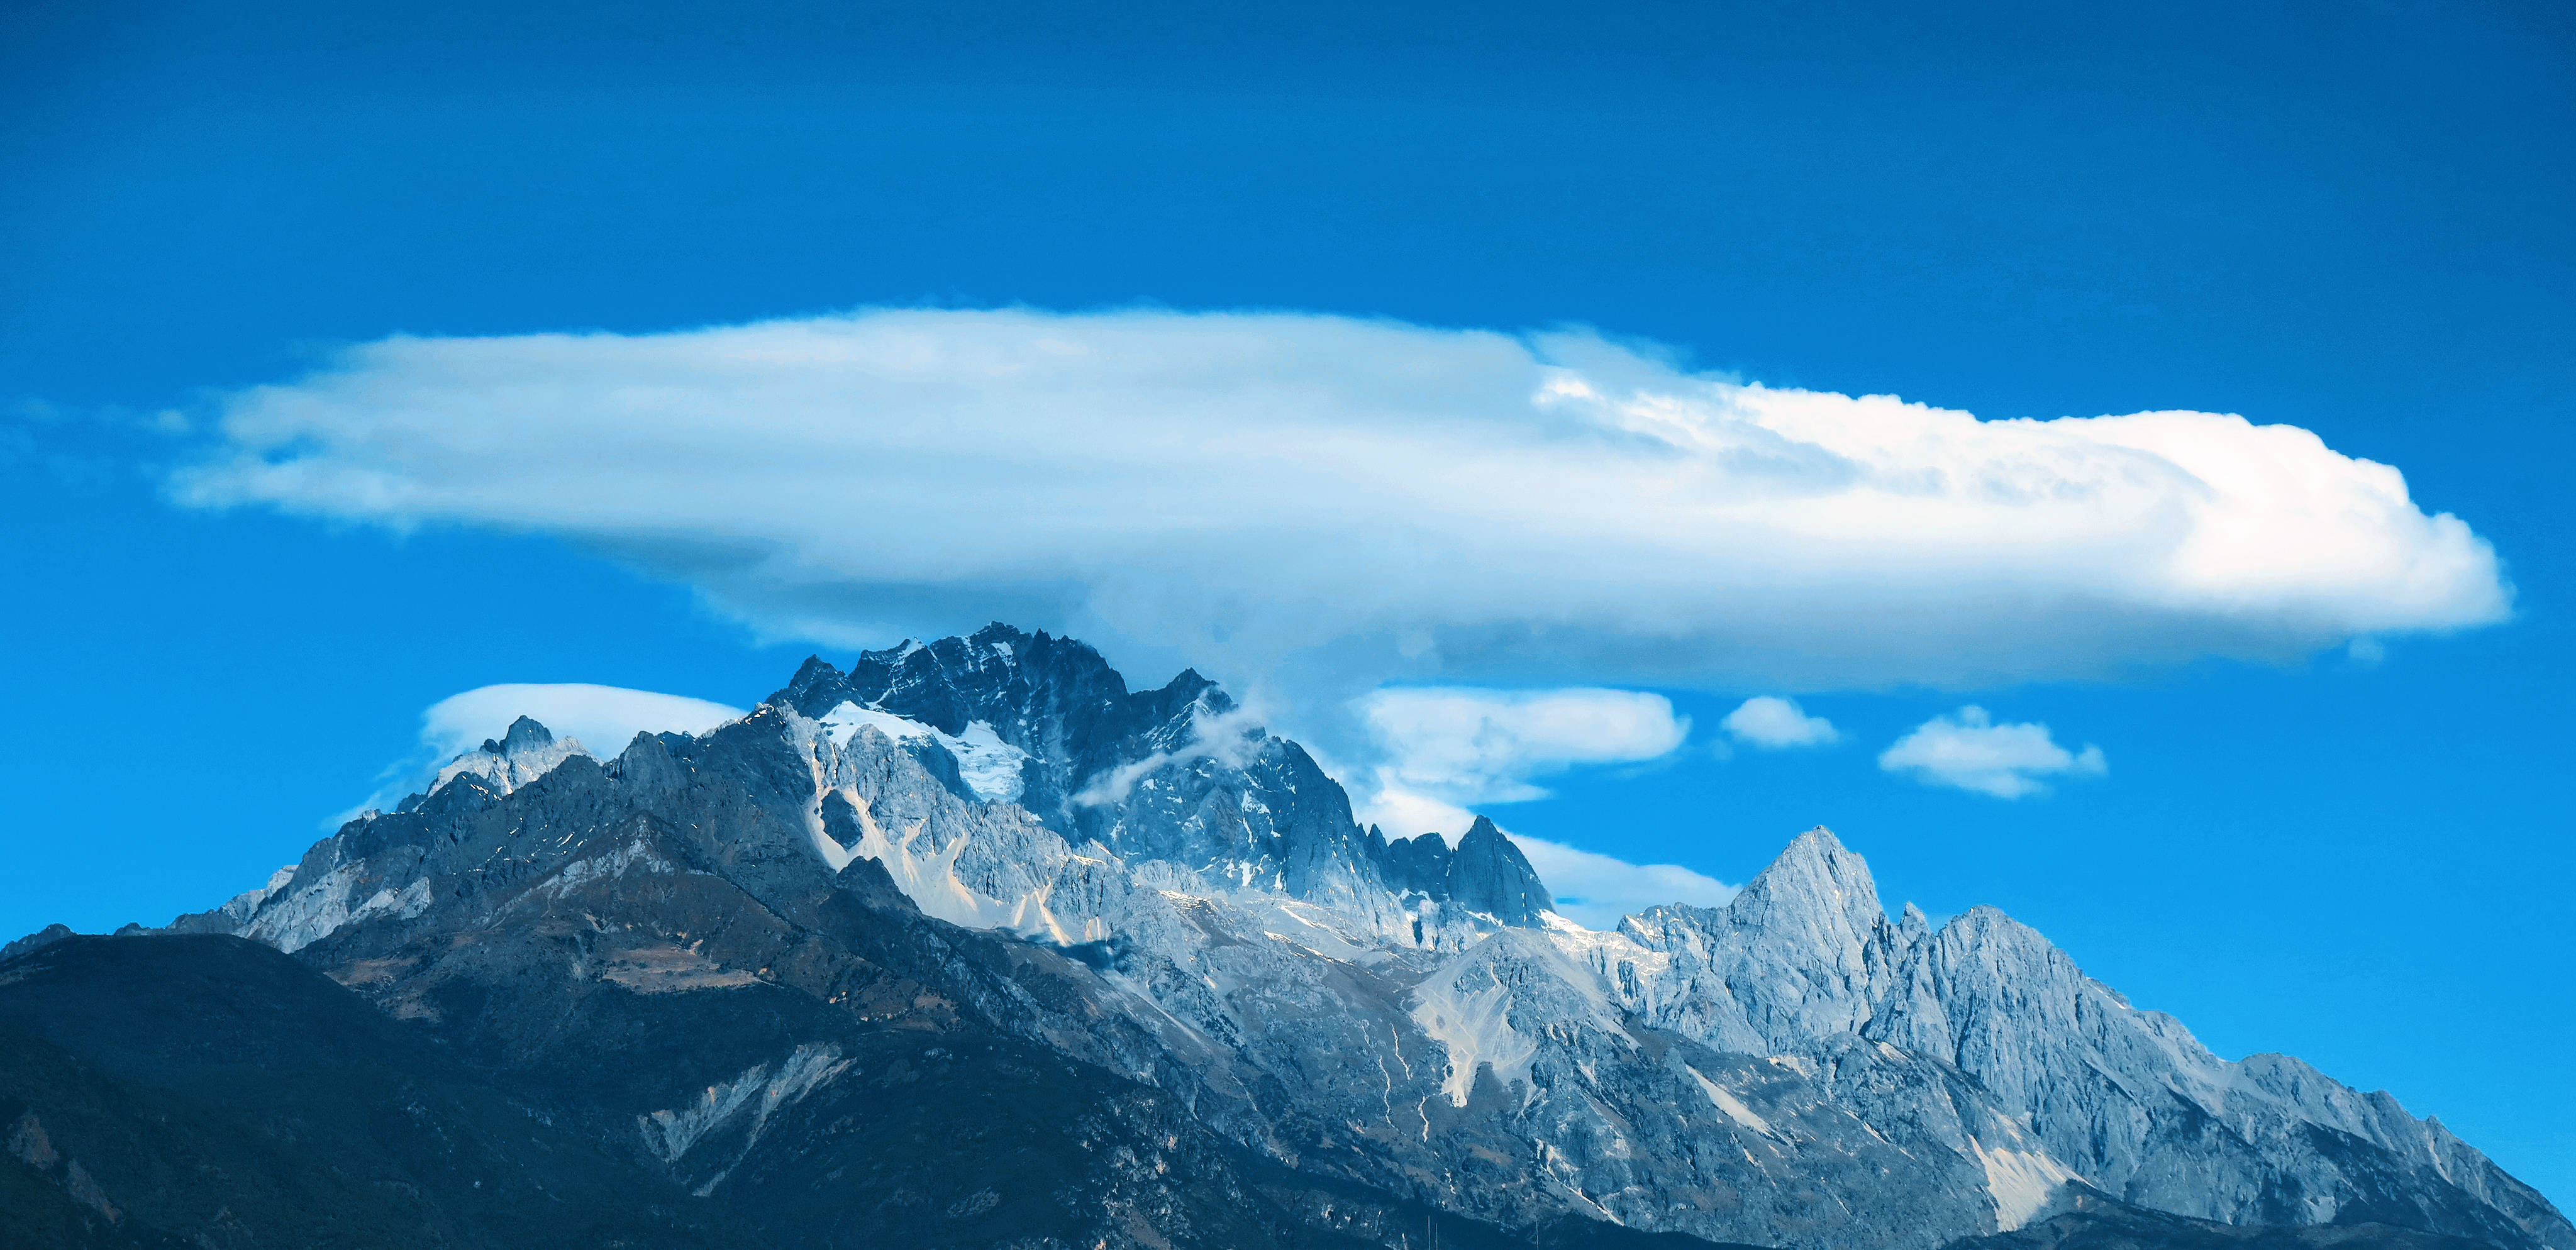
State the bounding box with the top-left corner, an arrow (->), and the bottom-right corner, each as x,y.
1507,832 -> 1738,931
173,307 -> 2509,697
421,683 -> 747,760
1353,687 -> 1690,832
1721,695 -> 1839,749
340,683 -> 746,822
1877,706 -> 2107,799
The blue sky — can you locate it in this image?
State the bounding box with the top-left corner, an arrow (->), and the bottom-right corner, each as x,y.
4,0 -> 2570,1204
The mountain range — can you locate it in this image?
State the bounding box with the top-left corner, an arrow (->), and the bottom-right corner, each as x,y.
5,623 -> 2564,1250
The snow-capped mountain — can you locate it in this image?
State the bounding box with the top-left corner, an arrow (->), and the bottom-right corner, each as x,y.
21,624 -> 2563,1250
767,626 -> 1555,932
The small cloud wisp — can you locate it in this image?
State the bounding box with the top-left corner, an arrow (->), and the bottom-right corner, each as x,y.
1721,695 -> 1840,749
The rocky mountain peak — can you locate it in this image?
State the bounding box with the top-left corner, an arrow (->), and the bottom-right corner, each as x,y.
481,714 -> 555,756
1898,900 -> 1933,941
1449,816 -> 1555,924
0,921 -> 75,963
784,651 -> 843,692
1372,816 -> 1554,927
423,714 -> 589,804
769,625 -> 1232,833
1727,824 -> 1887,943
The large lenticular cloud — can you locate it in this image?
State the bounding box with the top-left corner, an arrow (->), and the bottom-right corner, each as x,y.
173,307 -> 2510,692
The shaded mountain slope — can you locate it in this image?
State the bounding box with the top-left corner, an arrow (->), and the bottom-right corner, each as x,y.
0,934 -> 1746,1250
0,934 -> 764,1250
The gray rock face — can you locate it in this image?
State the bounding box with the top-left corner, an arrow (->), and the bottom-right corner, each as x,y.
1571,831 -> 2563,1248
1385,817 -> 1557,927
768,624 -> 1551,941
149,627 -> 2568,1250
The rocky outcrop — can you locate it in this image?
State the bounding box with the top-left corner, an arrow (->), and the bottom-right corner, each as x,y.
0,922 -> 74,965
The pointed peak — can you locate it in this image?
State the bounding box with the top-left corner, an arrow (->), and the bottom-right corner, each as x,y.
480,715 -> 554,756
1162,667 -> 1220,700
1763,825 -> 1862,876
850,636 -> 928,665
1443,817 -> 1554,925
1897,901 -> 1933,943
1931,905 -> 2084,973
1730,824 -> 1885,934
791,654 -> 843,683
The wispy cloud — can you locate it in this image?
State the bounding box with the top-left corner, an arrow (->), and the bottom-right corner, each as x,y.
170,307 -> 2509,705
1353,686 -> 1689,834
345,683 -> 747,819
419,683 -> 746,760
1507,832 -> 1738,931
1877,706 -> 2106,799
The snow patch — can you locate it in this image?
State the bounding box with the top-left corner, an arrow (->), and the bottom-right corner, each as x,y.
819,702 -> 1029,803
435,735 -> 590,796
799,770 -> 1103,945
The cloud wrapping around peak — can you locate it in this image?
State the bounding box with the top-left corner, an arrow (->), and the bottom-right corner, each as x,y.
340,683 -> 747,822
1721,695 -> 1839,749
1877,705 -> 2106,799
1353,686 -> 1689,833
175,307 -> 2510,695
422,683 -> 746,762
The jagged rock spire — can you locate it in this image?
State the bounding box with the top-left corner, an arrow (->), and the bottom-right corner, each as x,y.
1379,817 -> 1555,927
480,714 -> 555,756
1450,817 -> 1555,925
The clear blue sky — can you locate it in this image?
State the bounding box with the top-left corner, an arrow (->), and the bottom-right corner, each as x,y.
3,0 -> 2570,1205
